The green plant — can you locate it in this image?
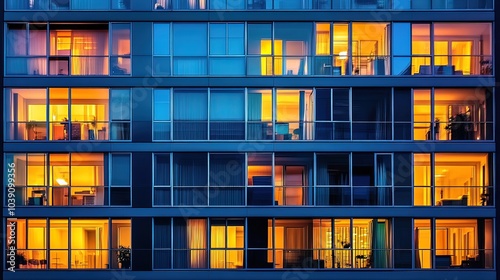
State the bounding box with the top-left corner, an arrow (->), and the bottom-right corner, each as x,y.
117,245 -> 131,264
16,252 -> 27,267
26,121 -> 34,130
445,112 -> 470,131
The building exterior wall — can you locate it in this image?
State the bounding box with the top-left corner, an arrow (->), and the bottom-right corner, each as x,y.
2,1 -> 497,279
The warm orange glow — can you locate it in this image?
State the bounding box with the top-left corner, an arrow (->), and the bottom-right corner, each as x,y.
260,39 -> 283,75
414,153 -> 489,206
316,23 -> 330,55
188,219 -> 207,268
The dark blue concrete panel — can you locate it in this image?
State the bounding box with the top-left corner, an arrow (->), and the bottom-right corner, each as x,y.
1,270 -> 496,280
132,88 -> 152,122
3,142 -> 495,153
4,11 -> 494,22
132,22 -> 152,55
4,77 -> 495,88
132,121 -> 152,142
131,0 -> 152,11
131,55 -> 154,77
8,206 -> 495,219
131,217 -> 152,270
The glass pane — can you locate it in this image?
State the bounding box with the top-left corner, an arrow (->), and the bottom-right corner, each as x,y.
352,153 -> 374,186
154,24 -> 170,55
413,89 -> 432,140
153,56 -> 171,76
209,58 -> 245,75
111,24 -> 130,56
210,24 -> 226,55
154,89 -> 171,121
173,89 -> 208,120
112,0 -> 131,9
228,24 -> 244,55
316,23 -> 331,55
393,23 -> 410,56
316,154 -> 349,185
210,89 -> 244,121
414,154 -> 431,206
111,154 -> 131,186
173,23 -> 207,56
71,0 -> 109,9
173,153 -> 208,186
110,89 -> 131,121
49,88 -> 68,140
209,154 -> 245,186
155,154 -> 171,186
247,24 -> 272,55
247,89 -> 272,121
49,219 -> 69,268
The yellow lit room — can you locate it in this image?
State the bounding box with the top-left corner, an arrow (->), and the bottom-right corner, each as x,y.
5,88 -> 110,141
413,153 -> 492,206
413,88 -> 489,141
11,219 -> 131,270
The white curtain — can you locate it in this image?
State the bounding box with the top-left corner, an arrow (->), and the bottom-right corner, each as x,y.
7,28 -> 27,55
71,0 -> 110,9
173,0 -> 206,9
71,30 -> 109,75
7,0 -> 50,9
154,0 -> 170,9
29,30 -> 47,55
173,58 -> 207,75
173,90 -> 208,139
210,226 -> 225,268
188,219 -> 207,268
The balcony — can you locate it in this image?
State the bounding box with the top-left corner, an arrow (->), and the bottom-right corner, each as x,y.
6,23 -> 130,76
6,0 -> 130,10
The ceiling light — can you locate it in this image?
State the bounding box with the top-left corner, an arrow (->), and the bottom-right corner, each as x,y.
56,178 -> 68,186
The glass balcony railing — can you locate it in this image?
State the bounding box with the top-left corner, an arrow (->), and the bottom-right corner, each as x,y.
316,186 -> 351,205
395,0 -> 493,10
5,56 -> 132,76
209,121 -> 245,140
274,122 -> 314,141
173,186 -> 208,205
11,249 -> 120,270
10,248 -> 493,271
274,186 -> 312,206
5,57 -> 48,76
434,186 -> 493,206
151,0 -> 493,10
413,249 -> 494,269
4,0 -> 493,10
5,120 -> 492,142
150,55 -> 494,77
5,121 -> 112,141
315,122 -> 351,140
393,55 -> 493,76
8,186 -> 107,206
6,0 -> 130,10
414,121 -> 493,141
209,186 -> 245,205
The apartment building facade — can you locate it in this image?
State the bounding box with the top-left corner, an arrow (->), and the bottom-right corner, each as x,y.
1,1 -> 498,279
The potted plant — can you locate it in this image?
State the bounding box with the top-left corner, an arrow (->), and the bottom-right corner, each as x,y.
445,112 -> 472,140
88,116 -> 97,140
26,121 -> 38,140
15,252 -> 27,269
117,245 -> 131,269
341,241 -> 351,249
